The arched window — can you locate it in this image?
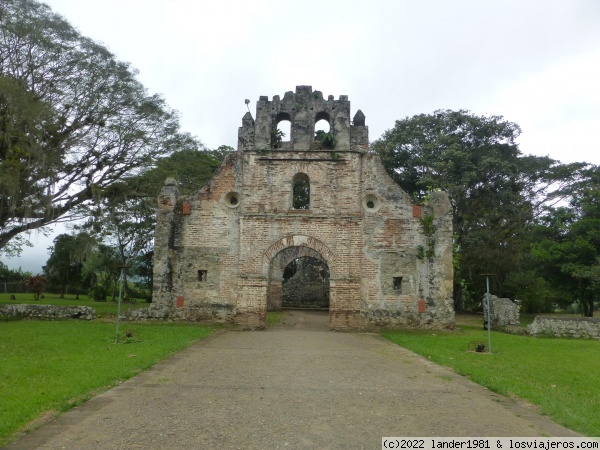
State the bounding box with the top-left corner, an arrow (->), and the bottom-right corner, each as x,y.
292,173 -> 310,210
274,112 -> 291,148
315,112 -> 334,148
315,112 -> 331,134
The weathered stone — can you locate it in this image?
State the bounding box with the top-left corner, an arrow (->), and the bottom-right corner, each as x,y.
0,304 -> 95,320
528,316 -> 600,339
483,295 -> 520,329
152,86 -> 455,330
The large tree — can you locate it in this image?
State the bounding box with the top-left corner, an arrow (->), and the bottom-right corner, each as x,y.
372,110 -> 589,310
531,170 -> 600,316
0,0 -> 195,252
44,232 -> 95,296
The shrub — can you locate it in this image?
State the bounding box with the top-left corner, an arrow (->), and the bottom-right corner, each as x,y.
89,285 -> 107,302
25,275 -> 46,300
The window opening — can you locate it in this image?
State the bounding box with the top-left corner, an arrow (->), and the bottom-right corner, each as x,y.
292,173 -> 310,210
275,119 -> 291,147
393,277 -> 403,292
315,118 -> 330,133
315,112 -> 334,148
198,270 -> 207,282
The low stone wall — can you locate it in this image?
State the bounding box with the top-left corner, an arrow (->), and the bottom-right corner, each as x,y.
0,304 -> 95,320
124,303 -> 234,322
527,316 -> 600,339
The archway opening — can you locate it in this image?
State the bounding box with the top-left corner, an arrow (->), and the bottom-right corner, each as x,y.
315,118 -> 330,133
267,246 -> 329,312
274,112 -> 291,148
276,119 -> 291,142
282,256 -> 330,309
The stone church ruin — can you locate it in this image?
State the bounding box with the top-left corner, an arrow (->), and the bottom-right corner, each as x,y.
149,86 -> 454,330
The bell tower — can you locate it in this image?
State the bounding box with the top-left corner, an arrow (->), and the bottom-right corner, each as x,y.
237,85 -> 368,153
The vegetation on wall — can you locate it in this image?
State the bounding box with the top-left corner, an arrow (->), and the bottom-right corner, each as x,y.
315,130 -> 336,149
418,213 -> 436,260
272,129 -> 285,148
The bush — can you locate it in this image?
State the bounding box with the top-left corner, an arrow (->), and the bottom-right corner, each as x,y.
25,275 -> 46,300
89,285 -> 107,302
126,285 -> 150,300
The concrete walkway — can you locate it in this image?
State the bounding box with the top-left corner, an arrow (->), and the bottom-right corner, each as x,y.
5,311 -> 577,450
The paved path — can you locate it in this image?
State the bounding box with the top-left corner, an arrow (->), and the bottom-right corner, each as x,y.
5,311 -> 577,450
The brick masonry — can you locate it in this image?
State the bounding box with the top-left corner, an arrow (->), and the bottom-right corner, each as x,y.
151,86 -> 454,330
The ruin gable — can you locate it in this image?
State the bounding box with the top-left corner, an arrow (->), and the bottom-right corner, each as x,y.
150,86 -> 454,330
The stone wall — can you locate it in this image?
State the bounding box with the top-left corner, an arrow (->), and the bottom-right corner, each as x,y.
528,316 -> 600,339
123,303 -> 234,322
0,304 -> 95,320
483,295 -> 520,328
152,86 -> 455,330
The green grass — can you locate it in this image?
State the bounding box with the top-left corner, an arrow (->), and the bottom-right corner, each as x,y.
0,293 -> 148,317
382,325 -> 600,436
0,320 -> 216,445
266,311 -> 286,326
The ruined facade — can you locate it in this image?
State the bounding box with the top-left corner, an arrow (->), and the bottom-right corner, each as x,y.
150,86 -> 454,330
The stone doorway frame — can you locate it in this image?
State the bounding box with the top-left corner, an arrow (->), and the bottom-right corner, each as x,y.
262,235 -> 335,326
269,249 -> 330,310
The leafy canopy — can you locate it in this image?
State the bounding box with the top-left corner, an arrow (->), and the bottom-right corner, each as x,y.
372,110 -> 589,310
0,0 -> 198,252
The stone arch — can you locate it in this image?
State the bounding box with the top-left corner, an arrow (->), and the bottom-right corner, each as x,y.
275,112 -> 291,145
263,234 -> 334,271
263,235 -> 335,314
315,111 -> 331,130
267,246 -> 329,310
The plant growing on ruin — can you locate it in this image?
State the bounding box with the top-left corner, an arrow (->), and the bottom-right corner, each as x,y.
420,213 -> 436,236
419,214 -> 436,260
315,130 -> 336,149
271,129 -> 285,148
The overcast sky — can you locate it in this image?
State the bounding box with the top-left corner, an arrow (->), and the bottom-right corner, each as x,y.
4,0 -> 600,273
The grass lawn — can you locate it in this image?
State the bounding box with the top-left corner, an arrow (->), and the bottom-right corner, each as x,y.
382,321 -> 600,436
0,320 -> 216,445
266,311 -> 286,326
0,293 -> 148,317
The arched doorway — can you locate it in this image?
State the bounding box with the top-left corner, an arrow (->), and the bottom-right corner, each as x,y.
282,256 -> 329,309
267,246 -> 329,311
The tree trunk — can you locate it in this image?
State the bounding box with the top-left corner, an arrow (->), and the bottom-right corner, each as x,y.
582,300 -> 594,317
453,281 -> 464,312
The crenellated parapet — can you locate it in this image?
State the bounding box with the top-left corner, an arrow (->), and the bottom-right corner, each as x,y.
237,85 -> 368,153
